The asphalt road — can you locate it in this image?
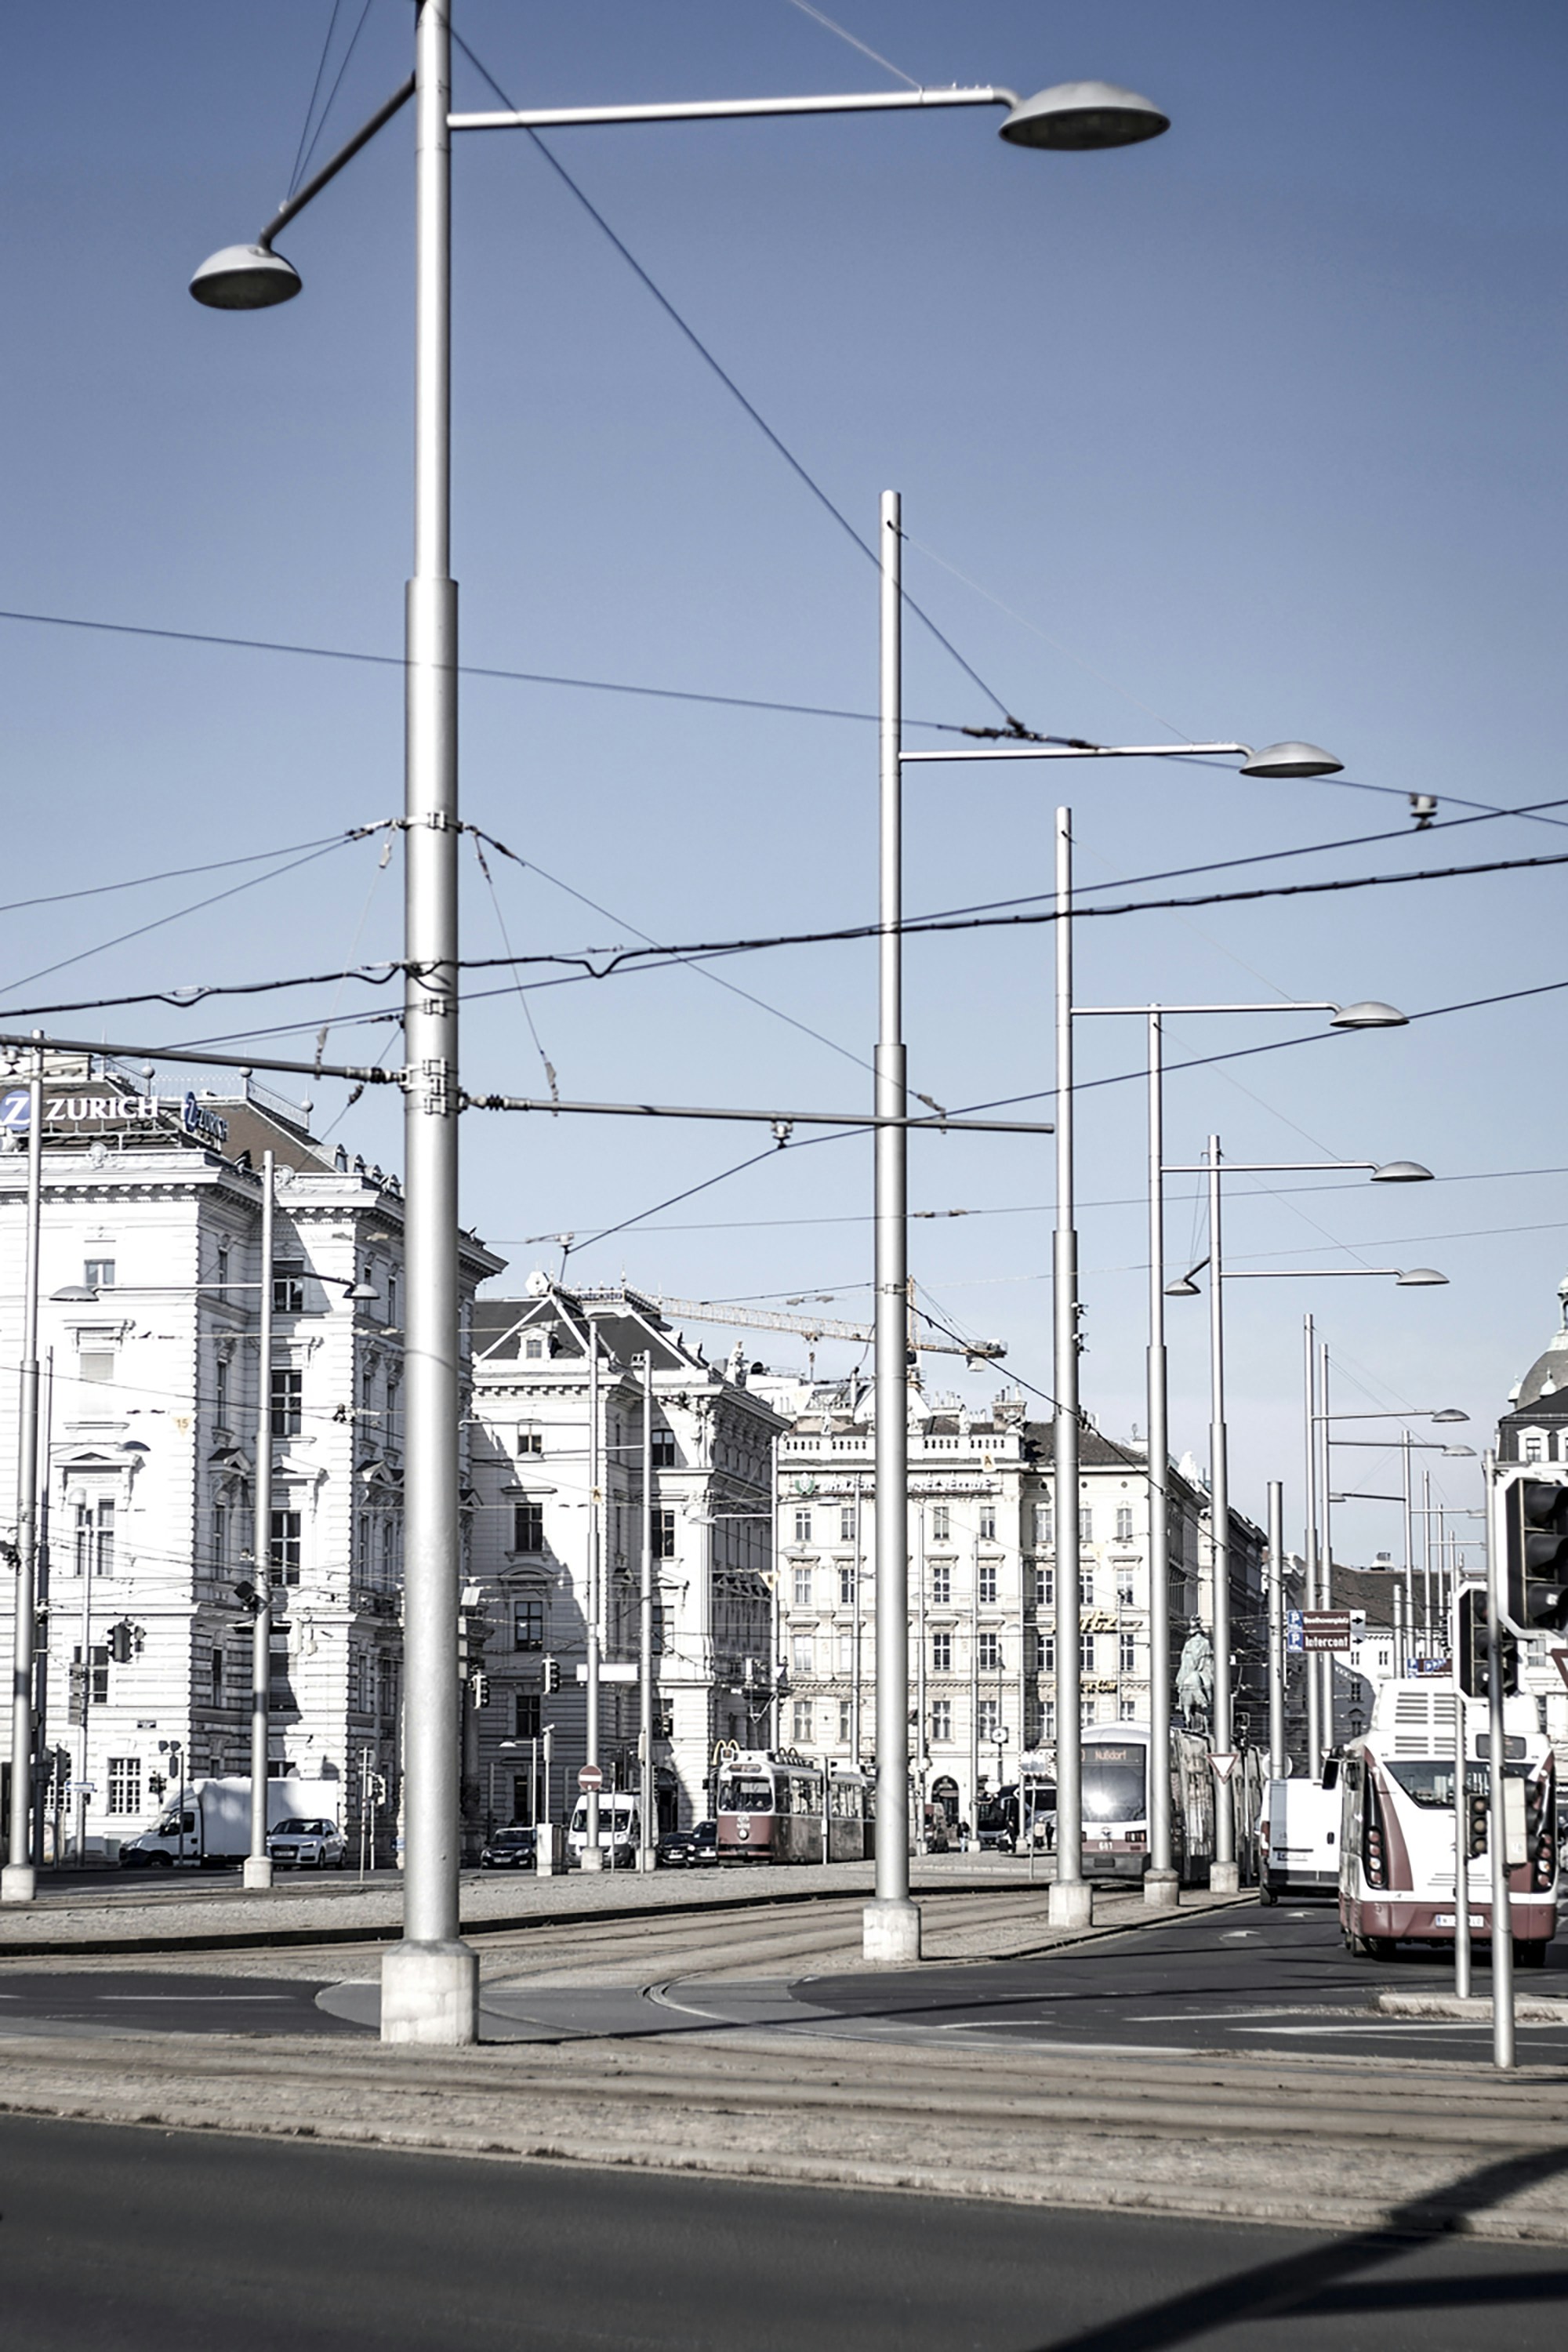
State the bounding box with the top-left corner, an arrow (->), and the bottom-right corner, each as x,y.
0,1971 -> 364,2038
2,2111 -> 1565,2351
780,1899 -> 1568,2065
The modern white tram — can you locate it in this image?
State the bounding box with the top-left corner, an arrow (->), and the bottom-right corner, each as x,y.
1079,1722 -> 1244,1884
1338,1679 -> 1559,1963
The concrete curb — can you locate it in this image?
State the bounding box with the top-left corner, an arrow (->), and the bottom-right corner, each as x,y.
1375,1991 -> 1568,2024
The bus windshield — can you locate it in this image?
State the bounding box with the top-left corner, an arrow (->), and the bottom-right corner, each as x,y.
1082,1744 -> 1145,1824
717,1777 -> 773,1814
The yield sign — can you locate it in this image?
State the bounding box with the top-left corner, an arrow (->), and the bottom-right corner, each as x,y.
1549,1649 -> 1568,1693
1209,1751 -> 1239,1782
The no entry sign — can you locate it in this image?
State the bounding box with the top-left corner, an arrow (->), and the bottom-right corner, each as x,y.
577,1764 -> 604,1794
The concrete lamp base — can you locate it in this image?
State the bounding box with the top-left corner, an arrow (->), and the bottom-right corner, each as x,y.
578,1846 -> 604,1873
1209,1860 -> 1241,1896
862,1898 -> 922,1965
1048,1879 -> 1094,1929
380,1939 -> 479,2045
0,1863 -> 36,1905
241,1856 -> 274,1891
1142,1869 -> 1180,1911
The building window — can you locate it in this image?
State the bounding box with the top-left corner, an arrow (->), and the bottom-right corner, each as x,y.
84,1258 -> 115,1290
836,1630 -> 853,1673
512,1501 -> 544,1555
1116,1506 -> 1134,1543
271,1261 -> 306,1315
514,1692 -> 543,1740
214,1352 -> 230,1429
524,1334 -> 545,1360
269,1367 -> 302,1437
216,1243 -> 230,1301
517,1428 -> 543,1457
1080,1632 -> 1096,1674
930,1504 -> 950,1544
513,1597 -> 545,1652
1035,1563 -> 1054,1607
838,1563 -> 855,1606
652,1509 -> 676,1561
978,1559 -> 998,1605
1080,1567 -> 1094,1607
792,1700 -> 814,1745
1080,1508 -> 1094,1543
1042,1699 -> 1056,1741
1119,1631 -> 1138,1675
931,1632 -> 953,1673
836,1699 -> 851,1744
210,1505 -> 227,1574
793,1508 -> 812,1544
1119,1695 -> 1138,1722
930,1560 -> 951,1606
1525,1434 -> 1544,1463
793,1564 -> 813,1608
379,1520 -> 396,1588
1033,1504 -> 1053,1550
931,1699 -> 953,1743
1117,1566 -> 1136,1607
74,1497 -> 115,1577
651,1427 -> 677,1468
978,1631 -> 1001,1672
269,1510 -> 302,1586
209,1647 -> 223,1706
78,1341 -> 116,1385
107,1757 -> 141,1815
980,1504 -> 996,1542
792,1632 -> 815,1676
840,1505 -> 855,1544
1041,1632 -> 1056,1675
978,1697 -> 999,1742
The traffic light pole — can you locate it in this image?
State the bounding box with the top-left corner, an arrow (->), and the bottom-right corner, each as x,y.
1452,1684 -> 1471,2002
1485,1454 -> 1515,2069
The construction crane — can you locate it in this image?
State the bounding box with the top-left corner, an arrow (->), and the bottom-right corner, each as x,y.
648,1290 -> 1005,1364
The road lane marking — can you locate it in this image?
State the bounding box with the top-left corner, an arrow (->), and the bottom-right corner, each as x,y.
96,1994 -> 295,2003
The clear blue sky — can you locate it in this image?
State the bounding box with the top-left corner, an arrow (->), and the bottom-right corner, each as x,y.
3,2 -> 1566,1569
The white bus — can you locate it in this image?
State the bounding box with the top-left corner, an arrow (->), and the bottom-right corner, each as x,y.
1338,1679 -> 1559,1964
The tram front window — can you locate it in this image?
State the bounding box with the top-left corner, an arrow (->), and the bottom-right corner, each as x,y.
1082,1744 -> 1145,1824
719,1777 -> 773,1814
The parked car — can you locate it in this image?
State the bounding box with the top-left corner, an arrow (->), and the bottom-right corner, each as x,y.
480,1825 -> 539,1870
689,1819 -> 718,1865
266,1816 -> 347,1871
656,1820 -> 718,1868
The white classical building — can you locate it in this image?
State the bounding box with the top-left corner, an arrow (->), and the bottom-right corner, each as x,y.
758,1372 -> 1266,1829
0,1054 -> 501,1863
468,1281 -> 785,1835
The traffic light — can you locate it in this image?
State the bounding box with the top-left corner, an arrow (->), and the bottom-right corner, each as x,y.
543,1657 -> 561,1693
1465,1784 -> 1490,1859
1456,1586 -> 1518,1698
107,1621 -> 136,1664
470,1671 -> 490,1708
1498,1464 -> 1568,1636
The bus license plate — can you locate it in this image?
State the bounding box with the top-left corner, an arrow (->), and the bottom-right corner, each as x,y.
1433,1914 -> 1485,1928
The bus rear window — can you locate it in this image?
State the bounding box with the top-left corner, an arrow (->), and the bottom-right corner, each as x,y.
1082,1744 -> 1145,1823
1385,1760 -> 1527,1809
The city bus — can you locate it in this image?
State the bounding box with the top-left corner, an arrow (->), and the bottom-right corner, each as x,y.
713,1749 -> 874,1864
1338,1679 -> 1558,1962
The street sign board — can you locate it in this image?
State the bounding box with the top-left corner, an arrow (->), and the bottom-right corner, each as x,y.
1301,1610 -> 1352,1653
575,1663 -> 637,1683
577,1765 -> 604,1794
1407,1655 -> 1450,1678
1209,1752 -> 1238,1782
1286,1608 -> 1305,1653
64,1782 -> 97,1798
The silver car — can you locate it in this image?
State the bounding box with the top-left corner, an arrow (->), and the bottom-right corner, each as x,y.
266,1816 -> 347,1870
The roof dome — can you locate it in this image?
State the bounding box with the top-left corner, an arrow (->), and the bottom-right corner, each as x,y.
1512,1274 -> 1568,1411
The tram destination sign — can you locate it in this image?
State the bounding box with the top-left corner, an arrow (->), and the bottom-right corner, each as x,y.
1300,1610 -> 1353,1653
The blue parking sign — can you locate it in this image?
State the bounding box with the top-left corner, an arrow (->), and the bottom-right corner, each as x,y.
0,1090 -> 30,1133
1286,1608 -> 1305,1653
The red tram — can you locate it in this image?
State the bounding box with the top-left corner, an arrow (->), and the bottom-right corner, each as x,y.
714,1748 -> 874,1864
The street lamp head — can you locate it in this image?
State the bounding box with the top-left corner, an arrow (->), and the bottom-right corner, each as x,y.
1431,1407 -> 1468,1423
189,243 -> 303,310
1395,1267 -> 1447,1286
1329,1001 -> 1407,1029
1238,742 -> 1344,779
1370,1160 -> 1433,1182
49,1284 -> 100,1302
1443,1444 -> 1476,1457
345,1280 -> 380,1302
1164,1274 -> 1202,1298
999,81 -> 1170,151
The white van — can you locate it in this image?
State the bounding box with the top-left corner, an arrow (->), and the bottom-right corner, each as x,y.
1257,1763 -> 1340,1902
568,1793 -> 640,1868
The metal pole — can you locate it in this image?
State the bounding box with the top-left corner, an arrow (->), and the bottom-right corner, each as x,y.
1453,1686 -> 1472,2002
581,1327 -> 603,1868
1207,1137 -> 1237,1889
865,489 -> 919,1962
1401,1431 -> 1416,1666
381,0 -> 476,2043
1483,1454 -> 1514,2067
34,1346 -> 53,1868
1050,808 -> 1088,1925
1422,1468 -> 1434,1655
242,1149 -> 275,1890
914,1509 -> 927,1849
851,1481 -> 862,1766
2,1049 -> 44,1902
1319,1341 -> 1333,1754
74,1504 -> 90,1865
1267,1480 -> 1286,1782
638,1350 -> 655,1868
1303,1316 -> 1321,1774
1144,1012 -> 1177,1906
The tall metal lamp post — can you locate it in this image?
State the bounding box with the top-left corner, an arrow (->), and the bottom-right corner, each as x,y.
2,1047 -> 44,1904
1166,1190 -> 1443,1875
193,6 -> 1169,2032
